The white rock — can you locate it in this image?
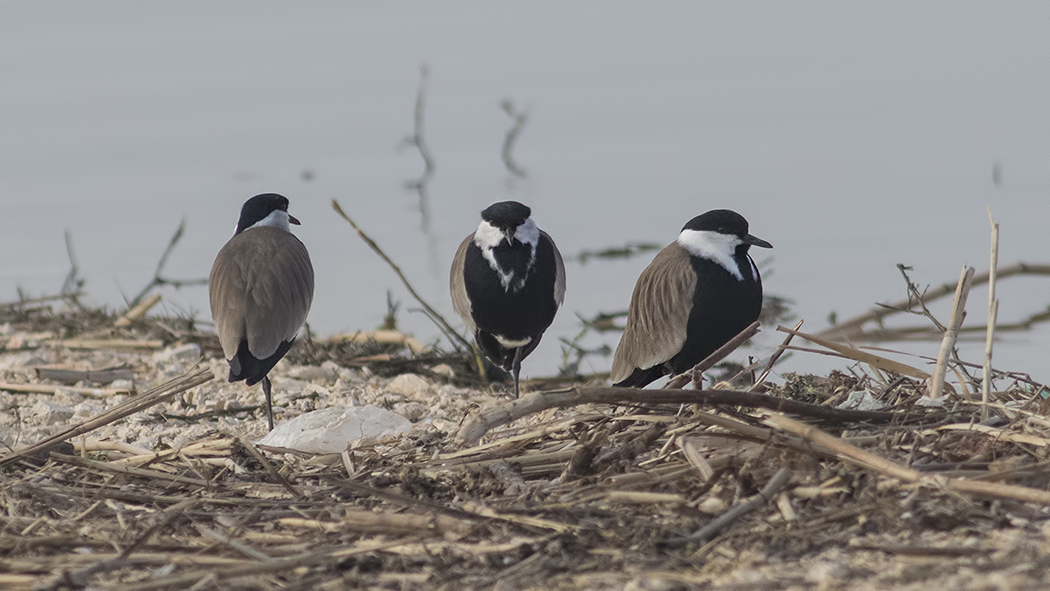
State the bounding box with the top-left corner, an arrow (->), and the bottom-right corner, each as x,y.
386,374 -> 431,397
151,343 -> 202,365
430,364 -> 455,378
288,365 -> 338,383
394,401 -> 425,421
29,400 -> 75,425
257,405 -> 412,454
72,401 -> 106,421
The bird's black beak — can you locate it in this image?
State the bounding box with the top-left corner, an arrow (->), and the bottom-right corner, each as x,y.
289,214 -> 302,225
745,234 -> 772,249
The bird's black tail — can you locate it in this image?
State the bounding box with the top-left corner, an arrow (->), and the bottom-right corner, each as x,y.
612,365 -> 667,389
228,338 -> 295,386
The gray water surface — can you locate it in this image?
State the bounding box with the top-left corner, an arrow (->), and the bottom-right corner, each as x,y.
3,2 -> 1048,383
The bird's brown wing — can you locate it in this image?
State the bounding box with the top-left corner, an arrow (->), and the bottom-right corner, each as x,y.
541,230 -> 566,307
609,243 -> 696,383
449,233 -> 476,333
209,227 -> 314,361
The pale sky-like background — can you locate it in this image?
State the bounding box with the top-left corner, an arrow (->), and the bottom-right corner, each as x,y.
2,2 -> 1048,383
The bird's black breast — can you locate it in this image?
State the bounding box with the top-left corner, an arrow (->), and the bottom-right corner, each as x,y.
463,237 -> 560,340
672,254 -> 763,374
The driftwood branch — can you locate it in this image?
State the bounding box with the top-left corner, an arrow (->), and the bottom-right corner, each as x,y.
818,262 -> 1050,341
456,385 -> 937,445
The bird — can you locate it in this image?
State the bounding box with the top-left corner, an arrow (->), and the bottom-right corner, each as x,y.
209,193 -> 314,430
450,201 -> 565,397
610,209 -> 771,388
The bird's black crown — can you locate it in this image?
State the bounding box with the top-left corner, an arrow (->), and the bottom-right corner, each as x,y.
682,209 -> 749,237
236,193 -> 290,234
481,201 -> 532,230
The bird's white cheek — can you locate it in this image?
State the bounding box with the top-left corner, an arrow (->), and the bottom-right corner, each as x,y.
677,230 -> 743,280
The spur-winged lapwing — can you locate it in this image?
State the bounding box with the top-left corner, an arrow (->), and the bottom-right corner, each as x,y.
450,201 -> 565,397
610,209 -> 771,388
210,193 -> 314,430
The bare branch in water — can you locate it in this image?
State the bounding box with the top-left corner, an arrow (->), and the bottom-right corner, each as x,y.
820,262 -> 1050,341
501,99 -> 529,178
400,65 -> 435,232
61,230 -> 85,309
568,242 -> 661,265
128,219 -> 209,309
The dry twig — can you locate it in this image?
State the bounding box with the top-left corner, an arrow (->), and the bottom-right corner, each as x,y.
331,198 -> 471,353
664,320 -> 760,389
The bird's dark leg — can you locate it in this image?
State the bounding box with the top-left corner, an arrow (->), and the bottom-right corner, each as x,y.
262,375 -> 274,431
511,346 -> 523,398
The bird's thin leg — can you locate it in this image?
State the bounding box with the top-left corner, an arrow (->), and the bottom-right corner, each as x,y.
262,376 -> 274,431
511,347 -> 523,398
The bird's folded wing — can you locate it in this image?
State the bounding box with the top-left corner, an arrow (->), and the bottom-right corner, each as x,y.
541,230 -> 566,307
610,244 -> 695,382
209,228 -> 314,361
449,234 -> 476,333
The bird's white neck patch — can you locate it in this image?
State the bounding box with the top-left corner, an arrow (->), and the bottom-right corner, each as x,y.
473,218 -> 539,290
677,229 -> 745,280
245,210 -> 292,233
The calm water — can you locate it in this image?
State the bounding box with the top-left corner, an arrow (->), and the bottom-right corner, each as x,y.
2,2 -> 1048,383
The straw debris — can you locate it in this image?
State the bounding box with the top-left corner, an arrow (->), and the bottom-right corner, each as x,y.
3,268 -> 1050,589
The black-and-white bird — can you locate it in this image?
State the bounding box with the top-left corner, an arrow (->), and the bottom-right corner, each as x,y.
450,201 -> 565,397
610,209 -> 771,388
209,193 -> 314,430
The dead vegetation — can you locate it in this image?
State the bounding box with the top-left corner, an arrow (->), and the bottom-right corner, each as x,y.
2,266 -> 1050,591
4,206 -> 1050,589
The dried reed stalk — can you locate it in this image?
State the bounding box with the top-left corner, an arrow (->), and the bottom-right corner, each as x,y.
61,339 -> 164,349
775,326 -> 929,379
983,209 -> 1000,419
114,293 -> 162,327
0,367 -> 213,467
0,382 -> 131,398
751,319 -> 803,391
928,266 -> 975,398
765,413 -> 1050,505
